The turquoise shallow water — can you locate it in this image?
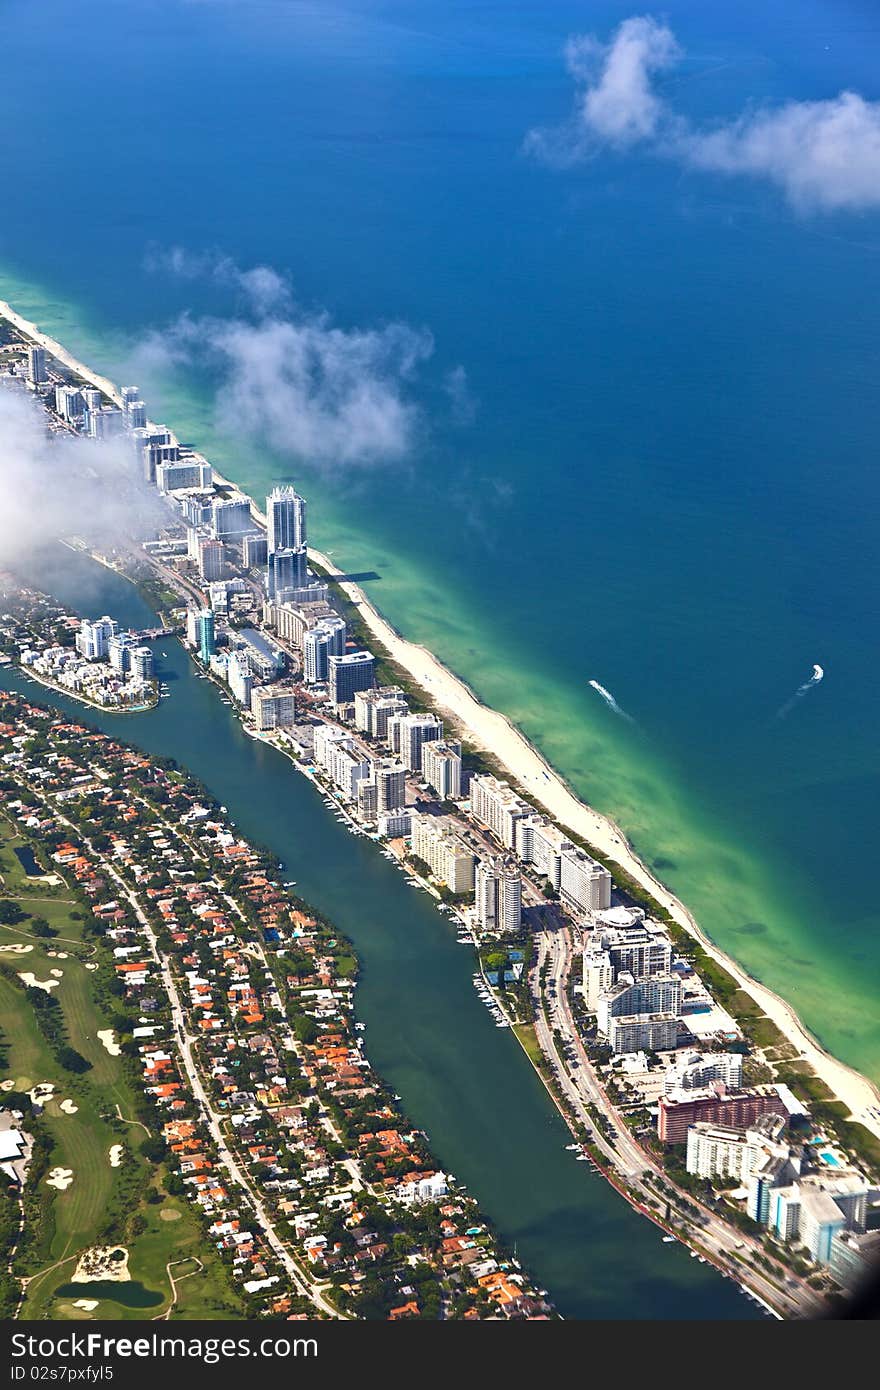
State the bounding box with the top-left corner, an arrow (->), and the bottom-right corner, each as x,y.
0,0 -> 879,1082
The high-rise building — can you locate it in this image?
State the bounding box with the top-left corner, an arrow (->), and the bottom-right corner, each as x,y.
75,616 -> 119,660
558,846 -> 612,916
125,399 -> 147,430
130,646 -> 154,682
582,949 -> 614,1011
328,651 -> 375,706
354,686 -> 408,738
474,857 -> 522,934
398,712 -> 443,772
657,1086 -> 788,1146
26,346 -> 47,384
608,1014 -> 679,1055
302,618 -> 345,684
411,814 -> 476,893
228,651 -> 253,707
211,498 -> 253,538
372,760 -> 407,814
54,384 -> 83,422
242,533 -> 268,569
250,685 -> 298,732
88,406 -> 125,439
421,740 -> 462,800
266,546 -> 308,600
515,816 -> 576,890
664,1051 -> 744,1093
266,486 -> 307,553
197,538 -> 225,582
596,973 -> 682,1038
469,774 -> 531,850
197,609 -> 216,663
156,459 -> 213,493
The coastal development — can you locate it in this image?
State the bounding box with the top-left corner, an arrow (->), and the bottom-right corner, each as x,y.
1,303 -> 880,1319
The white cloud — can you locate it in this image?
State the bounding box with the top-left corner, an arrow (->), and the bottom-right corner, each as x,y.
144,245 -> 291,315
0,387 -> 164,563
132,300 -> 435,469
528,15 -> 880,213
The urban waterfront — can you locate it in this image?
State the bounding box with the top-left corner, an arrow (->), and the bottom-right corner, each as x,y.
0,543 -> 759,1319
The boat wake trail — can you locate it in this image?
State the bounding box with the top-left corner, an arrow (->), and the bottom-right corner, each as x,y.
588,680 -> 635,724
776,663 -> 824,719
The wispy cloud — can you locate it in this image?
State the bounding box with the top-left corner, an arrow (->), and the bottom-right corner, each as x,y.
135,252 -> 438,468
0,387 -> 165,564
527,15 -> 880,213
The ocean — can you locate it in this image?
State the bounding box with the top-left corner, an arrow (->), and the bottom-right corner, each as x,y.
1,0 -> 879,1084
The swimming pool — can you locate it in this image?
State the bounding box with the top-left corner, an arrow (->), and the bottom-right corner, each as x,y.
818,1150 -> 842,1168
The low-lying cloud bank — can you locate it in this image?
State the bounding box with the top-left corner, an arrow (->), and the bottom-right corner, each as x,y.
526,15 -> 880,213
0,387 -> 164,564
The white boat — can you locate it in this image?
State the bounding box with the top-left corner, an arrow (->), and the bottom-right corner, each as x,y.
661,1235 -> 676,1244
565,1144 -> 580,1151
575,1154 -> 590,1161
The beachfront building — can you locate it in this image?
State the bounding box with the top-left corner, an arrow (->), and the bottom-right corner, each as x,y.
267,546 -> 308,601
354,686 -> 409,738
211,497 -> 253,538
664,1051 -> 744,1093
156,458 -> 213,493
608,1013 -> 679,1055
266,485 -> 307,553
303,617 -> 347,684
469,774 -> 531,850
596,973 -> 682,1039
398,712 -> 443,773
558,846 -> 612,916
515,815 -> 575,890
410,814 -> 476,894
686,1113 -> 790,1182
474,857 -> 522,935
75,616 -> 119,661
329,651 -> 375,706
313,725 -> 371,801
27,344 -> 47,384
373,760 -> 407,814
378,809 -> 412,838
422,740 -> 463,801
250,685 -> 297,732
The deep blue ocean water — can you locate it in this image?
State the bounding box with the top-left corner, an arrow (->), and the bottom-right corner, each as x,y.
1,0 -> 879,1078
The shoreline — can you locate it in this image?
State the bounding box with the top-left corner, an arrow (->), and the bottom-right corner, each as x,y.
14,664 -> 157,716
2,296 -> 878,1144
307,546 -> 880,1142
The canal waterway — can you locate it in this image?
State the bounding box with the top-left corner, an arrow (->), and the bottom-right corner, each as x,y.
1,545 -> 760,1319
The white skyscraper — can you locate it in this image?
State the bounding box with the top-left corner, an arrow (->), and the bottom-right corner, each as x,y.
398,712 -> 443,773
75,616 -> 119,660
422,740 -> 462,800
266,486 -> 307,553
474,858 -> 522,934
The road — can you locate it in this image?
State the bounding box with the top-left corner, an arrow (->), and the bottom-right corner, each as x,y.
530,922 -> 820,1320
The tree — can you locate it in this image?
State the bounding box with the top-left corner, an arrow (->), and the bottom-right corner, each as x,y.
30,918 -> 56,939
0,901 -> 27,926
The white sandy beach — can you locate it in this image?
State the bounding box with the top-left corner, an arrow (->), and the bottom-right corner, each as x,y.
2,298 -> 877,1143
309,547 -> 880,1142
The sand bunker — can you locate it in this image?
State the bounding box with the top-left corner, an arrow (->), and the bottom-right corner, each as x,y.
46,1167 -> 74,1190
29,1083 -> 55,1107
85,963 -> 98,971
18,972 -> 58,992
71,1246 -> 129,1284
0,943 -> 32,954
108,1144 -> 124,1168
72,1299 -> 99,1311
97,1030 -> 121,1056
159,1208 -> 181,1222
49,969 -> 64,978
0,1080 -> 15,1092
59,1099 -> 79,1115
